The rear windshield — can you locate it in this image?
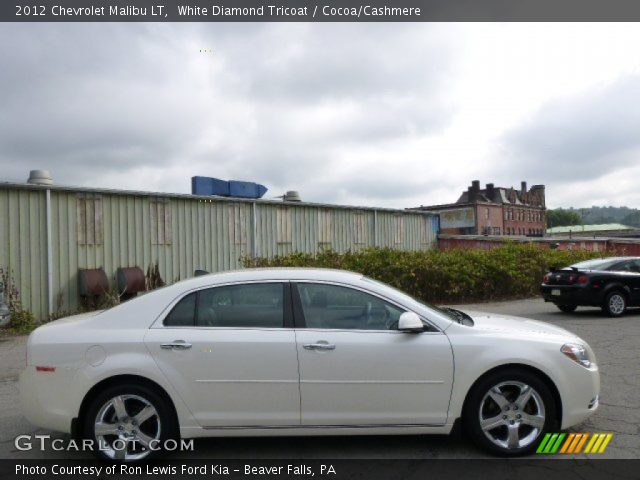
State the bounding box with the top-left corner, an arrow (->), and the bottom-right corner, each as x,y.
569,258 -> 620,271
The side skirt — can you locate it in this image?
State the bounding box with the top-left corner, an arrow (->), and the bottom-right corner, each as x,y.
180,423 -> 455,438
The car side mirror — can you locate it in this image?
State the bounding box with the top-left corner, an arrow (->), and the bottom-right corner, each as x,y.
398,312 -> 424,333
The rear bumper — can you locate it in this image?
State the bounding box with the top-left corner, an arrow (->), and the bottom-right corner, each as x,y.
541,285 -> 603,306
19,366 -> 77,434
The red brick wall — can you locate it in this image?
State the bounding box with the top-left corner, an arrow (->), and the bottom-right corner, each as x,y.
502,206 -> 545,236
476,204 -> 504,235
437,235 -> 640,254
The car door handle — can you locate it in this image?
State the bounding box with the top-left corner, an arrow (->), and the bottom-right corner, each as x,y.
303,343 -> 336,351
161,341 -> 193,350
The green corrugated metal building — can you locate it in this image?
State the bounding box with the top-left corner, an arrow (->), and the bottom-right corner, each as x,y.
0,182 -> 439,320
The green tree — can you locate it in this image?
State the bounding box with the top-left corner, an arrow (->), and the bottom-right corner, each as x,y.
622,211 -> 640,227
547,209 -> 583,228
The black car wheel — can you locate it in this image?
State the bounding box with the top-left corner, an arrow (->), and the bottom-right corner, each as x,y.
463,368 -> 557,456
556,304 -> 577,313
602,291 -> 627,317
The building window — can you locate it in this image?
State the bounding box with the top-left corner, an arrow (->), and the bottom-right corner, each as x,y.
504,210 -> 508,221
276,206 -> 292,244
76,194 -> 103,245
485,208 -> 490,220
420,217 -> 432,244
318,209 -> 333,246
228,204 -> 246,245
151,198 -> 172,245
493,227 -> 501,235
354,212 -> 368,245
394,216 -> 405,244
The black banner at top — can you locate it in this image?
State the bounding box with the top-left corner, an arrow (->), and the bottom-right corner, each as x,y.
3,0 -> 640,22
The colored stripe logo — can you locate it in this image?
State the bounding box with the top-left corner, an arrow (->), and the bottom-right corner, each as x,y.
537,433 -> 612,454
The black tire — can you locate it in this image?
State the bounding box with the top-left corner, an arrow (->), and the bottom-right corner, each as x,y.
463,368 -> 557,456
602,291 -> 627,317
83,383 -> 178,462
557,304 -> 577,313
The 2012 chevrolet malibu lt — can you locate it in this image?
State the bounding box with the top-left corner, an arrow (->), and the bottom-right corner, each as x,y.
20,268 -> 599,460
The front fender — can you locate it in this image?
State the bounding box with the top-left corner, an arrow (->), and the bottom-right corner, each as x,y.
446,332 -> 570,423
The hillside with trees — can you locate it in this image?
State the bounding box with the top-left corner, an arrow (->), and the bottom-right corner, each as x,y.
546,206 -> 640,228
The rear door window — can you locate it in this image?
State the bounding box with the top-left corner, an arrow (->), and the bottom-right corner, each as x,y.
164,283 -> 285,328
196,283 -> 284,328
164,292 -> 196,326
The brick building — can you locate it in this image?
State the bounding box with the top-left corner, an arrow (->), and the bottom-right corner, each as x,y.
414,180 -> 546,237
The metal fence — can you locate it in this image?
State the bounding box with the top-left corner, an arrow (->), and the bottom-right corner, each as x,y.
0,183 -> 439,320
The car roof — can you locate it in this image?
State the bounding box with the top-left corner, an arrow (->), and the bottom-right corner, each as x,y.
173,267 -> 365,290
574,256 -> 639,264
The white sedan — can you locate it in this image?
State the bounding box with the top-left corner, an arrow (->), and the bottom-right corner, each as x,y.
20,268 -> 599,460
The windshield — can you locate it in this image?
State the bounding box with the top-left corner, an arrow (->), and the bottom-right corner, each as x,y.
569,258 -> 620,271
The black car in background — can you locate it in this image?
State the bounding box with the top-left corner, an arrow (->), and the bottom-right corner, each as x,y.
541,257 -> 640,316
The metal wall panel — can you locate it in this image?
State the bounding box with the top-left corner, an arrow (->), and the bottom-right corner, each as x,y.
0,188 -> 48,320
0,186 -> 437,320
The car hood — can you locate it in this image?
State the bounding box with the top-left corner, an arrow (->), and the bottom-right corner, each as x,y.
461,310 -> 580,339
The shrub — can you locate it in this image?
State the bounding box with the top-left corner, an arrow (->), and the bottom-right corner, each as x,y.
242,244 -> 604,304
0,267 -> 36,333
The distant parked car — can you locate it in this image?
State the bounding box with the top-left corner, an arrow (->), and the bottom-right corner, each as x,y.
541,257 -> 640,316
21,269 -> 599,460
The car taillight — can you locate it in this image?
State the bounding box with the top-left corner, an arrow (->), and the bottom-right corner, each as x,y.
35,366 -> 56,372
543,274 -> 550,283
577,275 -> 589,284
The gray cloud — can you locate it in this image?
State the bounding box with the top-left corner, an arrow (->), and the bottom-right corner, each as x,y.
501,76 -> 640,183
0,23 -> 453,202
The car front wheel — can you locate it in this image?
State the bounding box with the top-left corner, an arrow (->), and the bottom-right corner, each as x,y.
602,291 -> 626,317
83,383 -> 178,461
463,369 -> 557,456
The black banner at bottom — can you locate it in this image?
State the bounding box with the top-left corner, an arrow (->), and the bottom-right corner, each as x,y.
2,459 -> 639,480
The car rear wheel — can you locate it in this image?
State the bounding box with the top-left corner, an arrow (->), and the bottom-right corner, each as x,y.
557,304 -> 577,313
83,383 -> 178,461
463,369 -> 557,456
602,291 -> 627,317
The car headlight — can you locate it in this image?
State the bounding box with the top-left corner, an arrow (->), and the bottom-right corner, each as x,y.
561,343 -> 592,368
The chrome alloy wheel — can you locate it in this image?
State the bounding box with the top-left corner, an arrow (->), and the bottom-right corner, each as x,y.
478,381 -> 546,450
608,294 -> 626,315
94,394 -> 161,461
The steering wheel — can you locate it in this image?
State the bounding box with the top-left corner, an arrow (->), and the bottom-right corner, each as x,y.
362,302 -> 393,329
386,315 -> 399,330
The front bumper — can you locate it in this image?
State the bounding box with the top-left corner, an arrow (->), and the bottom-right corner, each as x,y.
558,362 -> 600,429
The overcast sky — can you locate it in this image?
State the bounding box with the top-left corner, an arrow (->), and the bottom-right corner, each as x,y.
1,23 -> 640,209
